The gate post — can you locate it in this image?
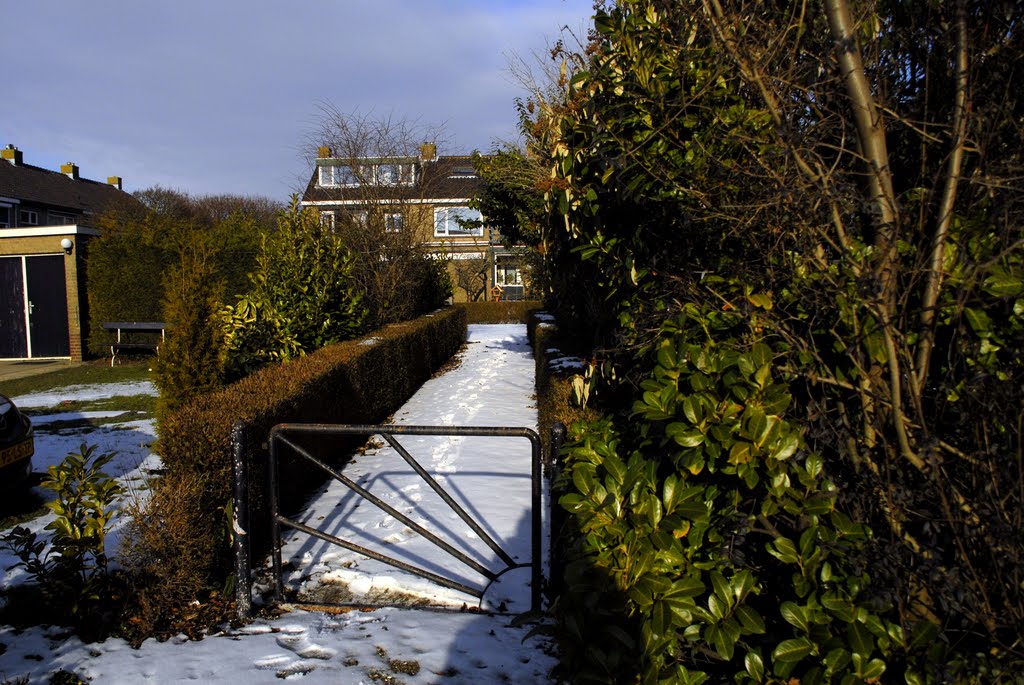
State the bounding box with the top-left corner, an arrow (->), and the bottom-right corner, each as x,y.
232,421 -> 252,620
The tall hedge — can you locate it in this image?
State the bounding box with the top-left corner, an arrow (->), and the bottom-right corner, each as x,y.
516,0 -> 1024,680
123,306 -> 466,629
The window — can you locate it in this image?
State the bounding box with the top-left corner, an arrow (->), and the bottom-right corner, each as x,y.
48,211 -> 76,225
495,256 -> 526,301
351,210 -> 368,227
448,166 -> 477,178
318,164 -> 360,187
495,261 -> 523,287
18,209 -> 38,226
384,213 -> 403,233
318,162 -> 412,187
0,206 -> 9,228
319,211 -> 336,231
434,206 -> 483,237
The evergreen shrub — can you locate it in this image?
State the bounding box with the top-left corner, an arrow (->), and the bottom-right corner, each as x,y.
458,300 -> 541,324
153,232 -> 225,422
126,306 -> 467,629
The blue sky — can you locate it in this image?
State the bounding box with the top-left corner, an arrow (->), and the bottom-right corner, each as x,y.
1,1 -> 593,200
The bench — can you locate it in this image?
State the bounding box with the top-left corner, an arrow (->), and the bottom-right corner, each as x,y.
102,322 -> 168,366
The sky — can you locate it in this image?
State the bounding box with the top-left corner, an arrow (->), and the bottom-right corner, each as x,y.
1,1 -> 593,201
2,324 -> 562,683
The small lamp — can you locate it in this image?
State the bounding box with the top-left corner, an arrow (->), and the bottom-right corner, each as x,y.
60,238 -> 74,255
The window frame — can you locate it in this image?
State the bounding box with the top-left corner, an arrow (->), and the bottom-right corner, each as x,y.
18,209 -> 38,226
384,212 -> 404,233
48,211 -> 76,225
433,206 -> 483,238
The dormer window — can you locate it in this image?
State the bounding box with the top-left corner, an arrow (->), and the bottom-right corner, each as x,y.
317,160 -> 415,188
18,209 -> 38,226
319,164 -> 360,187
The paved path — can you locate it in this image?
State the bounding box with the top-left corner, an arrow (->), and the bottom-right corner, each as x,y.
0,359 -> 79,383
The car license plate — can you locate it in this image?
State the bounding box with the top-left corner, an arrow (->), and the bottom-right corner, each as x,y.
0,438 -> 33,468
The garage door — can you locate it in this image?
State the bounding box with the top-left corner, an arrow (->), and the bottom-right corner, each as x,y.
0,255 -> 70,359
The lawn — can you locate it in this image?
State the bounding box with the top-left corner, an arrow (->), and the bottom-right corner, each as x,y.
0,359 -> 159,529
1,358 -> 154,399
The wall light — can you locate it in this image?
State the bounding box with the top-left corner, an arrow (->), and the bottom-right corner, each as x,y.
60,238 -> 74,255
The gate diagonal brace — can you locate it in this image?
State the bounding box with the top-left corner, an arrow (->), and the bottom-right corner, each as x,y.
251,423 -> 544,615
276,432 -> 500,581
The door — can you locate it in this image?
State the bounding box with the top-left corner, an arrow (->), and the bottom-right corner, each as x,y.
25,255 -> 70,358
0,257 -> 28,358
0,255 -> 70,359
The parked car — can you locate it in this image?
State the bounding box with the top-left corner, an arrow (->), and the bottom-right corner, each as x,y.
0,393 -> 34,486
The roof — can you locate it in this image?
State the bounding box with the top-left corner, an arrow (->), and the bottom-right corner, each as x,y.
0,159 -> 130,216
301,155 -> 484,205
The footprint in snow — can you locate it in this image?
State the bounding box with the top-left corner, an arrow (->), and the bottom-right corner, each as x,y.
254,625 -> 338,678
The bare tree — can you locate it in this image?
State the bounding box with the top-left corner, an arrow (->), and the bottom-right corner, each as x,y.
301,106 -> 457,325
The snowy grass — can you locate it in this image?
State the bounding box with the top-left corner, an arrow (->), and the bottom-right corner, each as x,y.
0,325 -> 558,684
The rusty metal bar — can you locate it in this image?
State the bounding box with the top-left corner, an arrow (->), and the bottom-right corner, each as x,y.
279,515 -> 483,599
231,422 -> 251,619
266,423 -> 544,612
381,432 -> 516,568
276,432 -> 499,580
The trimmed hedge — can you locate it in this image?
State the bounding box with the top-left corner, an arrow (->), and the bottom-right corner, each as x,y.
457,300 -> 541,324
142,306 -> 467,603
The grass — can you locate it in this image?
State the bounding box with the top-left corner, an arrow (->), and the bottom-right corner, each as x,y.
0,359 -> 153,399
0,359 -> 157,526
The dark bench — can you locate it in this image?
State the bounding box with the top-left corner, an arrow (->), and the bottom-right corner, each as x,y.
102,322 -> 168,366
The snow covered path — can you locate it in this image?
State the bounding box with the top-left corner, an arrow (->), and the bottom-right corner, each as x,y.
277,322 -> 543,614
0,324 -> 557,684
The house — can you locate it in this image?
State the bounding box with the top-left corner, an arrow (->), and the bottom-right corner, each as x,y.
300,143 -> 527,302
0,144 -> 131,361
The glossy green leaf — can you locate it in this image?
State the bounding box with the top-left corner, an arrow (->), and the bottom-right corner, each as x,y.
772,637 -> 813,663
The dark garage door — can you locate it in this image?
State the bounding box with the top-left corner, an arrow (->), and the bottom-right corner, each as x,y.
0,254 -> 69,358
0,257 -> 28,358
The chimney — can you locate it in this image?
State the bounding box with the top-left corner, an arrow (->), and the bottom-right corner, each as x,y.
61,162 -> 80,180
317,145 -> 332,159
1,144 -> 23,166
107,176 -> 123,190
420,142 -> 437,162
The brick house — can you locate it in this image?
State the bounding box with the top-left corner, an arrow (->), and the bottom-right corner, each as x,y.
300,144 -> 527,303
0,145 -> 131,361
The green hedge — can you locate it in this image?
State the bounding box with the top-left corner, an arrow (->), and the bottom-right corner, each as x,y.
457,300 -> 541,324
146,306 -> 467,599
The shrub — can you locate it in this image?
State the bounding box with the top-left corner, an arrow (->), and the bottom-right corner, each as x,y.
86,188 -> 275,356
153,232 -> 225,422
1,444 -> 123,621
458,300 -> 541,324
221,197 -> 367,378
125,306 -> 467,630
544,304 -> 924,683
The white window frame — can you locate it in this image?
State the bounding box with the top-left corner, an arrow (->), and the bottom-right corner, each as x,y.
433,206 -> 483,237
318,161 -> 414,188
319,210 -> 336,231
0,204 -> 10,228
318,164 -> 361,188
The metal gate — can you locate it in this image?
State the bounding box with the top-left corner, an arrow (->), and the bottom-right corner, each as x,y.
234,423 -> 544,618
